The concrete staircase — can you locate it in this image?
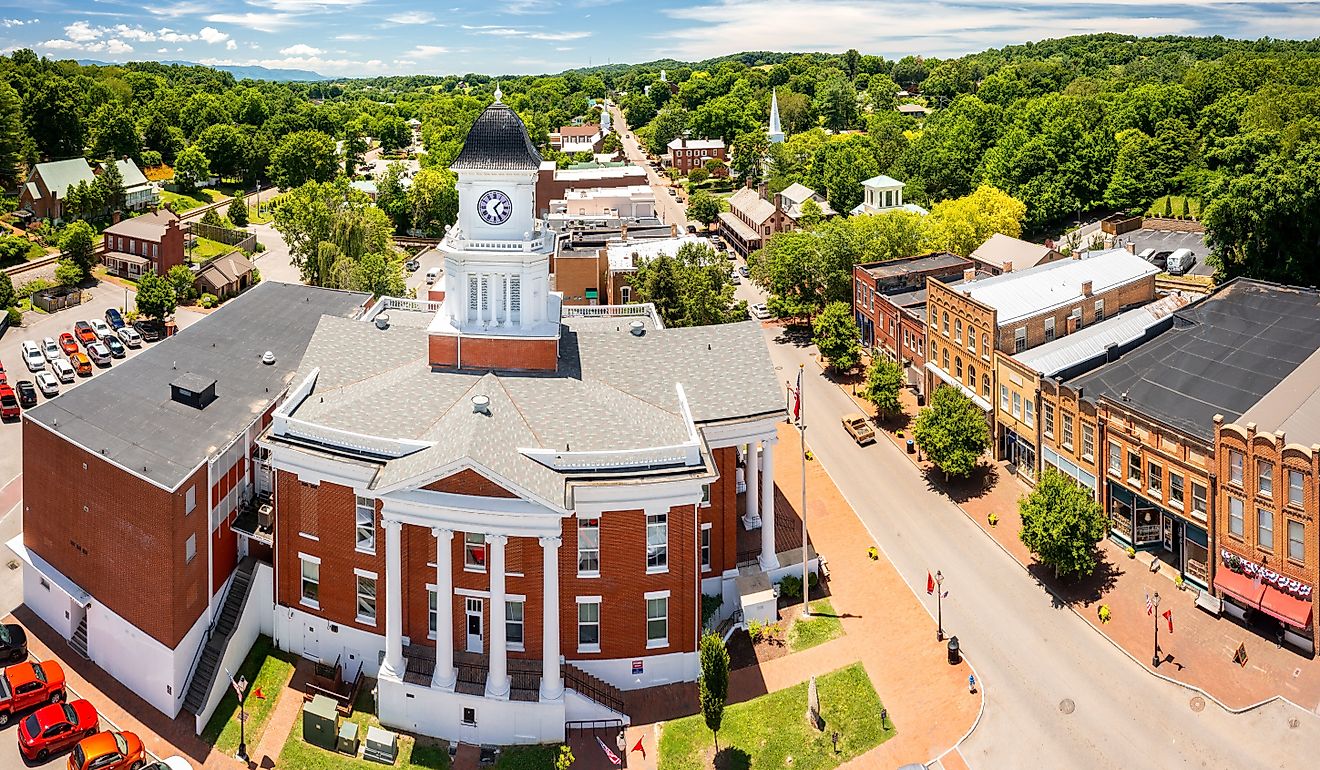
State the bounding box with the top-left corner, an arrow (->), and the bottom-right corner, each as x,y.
68,617 -> 88,660
562,662 -> 627,717
182,559 -> 256,715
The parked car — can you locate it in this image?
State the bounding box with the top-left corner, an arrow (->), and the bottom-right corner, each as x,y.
667,188 -> 676,196
86,342 -> 112,367
425,267 -> 441,285
67,731 -> 144,770
101,334 -> 126,359
17,699 -> 98,762
749,303 -> 770,320
143,758 -> 193,770
841,413 -> 876,446
42,337 -> 62,363
0,384 -> 18,420
70,353 -> 92,377
59,333 -> 79,357
739,265 -> 749,277
117,326 -> 142,348
36,371 -> 60,397
0,623 -> 25,663
1167,248 -> 1196,275
404,259 -> 420,273
21,341 -> 45,372
15,380 -> 37,408
686,224 -> 698,234
51,359 -> 76,384
133,320 -> 165,342
89,319 -> 112,339
1145,250 -> 1170,270
104,308 -> 125,330
0,660 -> 66,727
73,322 -> 98,347
729,271 -> 741,285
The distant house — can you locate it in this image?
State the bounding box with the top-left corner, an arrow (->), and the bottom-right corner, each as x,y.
666,138 -> 726,174
718,187 -> 788,258
777,183 -> 837,224
969,233 -> 1065,276
850,175 -> 928,216
551,124 -> 604,154
19,158 -> 157,221
100,208 -> 185,279
194,251 -> 256,299
897,104 -> 929,118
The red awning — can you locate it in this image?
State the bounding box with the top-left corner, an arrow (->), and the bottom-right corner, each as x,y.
1214,569 -> 1267,608
1259,585 -> 1314,629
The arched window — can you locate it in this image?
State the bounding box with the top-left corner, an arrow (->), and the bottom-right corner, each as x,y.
955,356 -> 963,378
955,319 -> 963,344
942,312 -> 950,337
982,333 -> 989,359
982,374 -> 991,398
968,364 -> 977,388
942,348 -> 949,370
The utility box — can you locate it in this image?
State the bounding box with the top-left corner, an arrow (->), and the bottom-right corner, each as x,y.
337,720 -> 360,755
303,694 -> 340,751
364,726 -> 399,765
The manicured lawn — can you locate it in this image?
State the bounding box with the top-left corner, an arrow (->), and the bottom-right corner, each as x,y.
189,236 -> 235,263
160,188 -> 223,212
202,635 -> 296,755
1145,195 -> 1201,219
788,599 -> 845,653
658,663 -> 893,770
277,688 -> 450,770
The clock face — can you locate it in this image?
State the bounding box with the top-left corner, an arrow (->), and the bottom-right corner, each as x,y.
477,189 -> 513,225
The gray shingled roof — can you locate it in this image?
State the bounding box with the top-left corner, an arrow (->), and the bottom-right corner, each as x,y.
26,282 -> 369,489
450,102 -> 542,171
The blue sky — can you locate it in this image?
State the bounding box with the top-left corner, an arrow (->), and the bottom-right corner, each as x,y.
1,1 -> 1319,77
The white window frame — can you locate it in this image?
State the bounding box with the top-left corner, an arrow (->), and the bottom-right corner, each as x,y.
355,570 -> 377,625
1094,299 -> 1105,322
645,590 -> 670,649
1169,472 -> 1184,509
1148,461 -> 1162,497
577,518 -> 600,577
1011,391 -> 1021,419
1044,316 -> 1055,342
620,285 -> 631,304
1107,441 -> 1120,476
700,522 -> 713,572
1257,460 -> 1273,499
1014,326 -> 1027,353
299,553 -> 321,609
646,512 -> 668,573
1081,423 -> 1094,461
427,587 -> 439,639
355,496 -> 376,554
1192,481 -> 1208,518
1044,403 -> 1055,438
464,532 -> 486,572
506,600 -> 525,650
1229,450 -> 1244,486
1258,507 -> 1274,550
1228,497 -> 1244,538
1061,411 -> 1074,451
576,596 -> 601,653
1289,519 -> 1305,564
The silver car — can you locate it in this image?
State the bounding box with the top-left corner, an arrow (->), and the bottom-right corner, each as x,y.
86,341 -> 112,366
41,337 -> 61,363
117,326 -> 143,348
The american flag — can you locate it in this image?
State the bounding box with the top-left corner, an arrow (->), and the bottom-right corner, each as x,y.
1145,592 -> 1154,616
597,737 -> 621,767
791,365 -> 804,424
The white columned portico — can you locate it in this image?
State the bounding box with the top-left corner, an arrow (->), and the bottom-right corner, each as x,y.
745,440 -> 760,527
382,519 -> 404,677
759,439 -> 778,570
486,534 -> 510,698
432,527 -> 457,689
539,536 -> 563,701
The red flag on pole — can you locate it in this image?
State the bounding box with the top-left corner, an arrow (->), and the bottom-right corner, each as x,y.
252,686 -> 265,700
597,737 -> 621,767
631,736 -> 646,759
1163,609 -> 1173,633
927,572 -> 935,595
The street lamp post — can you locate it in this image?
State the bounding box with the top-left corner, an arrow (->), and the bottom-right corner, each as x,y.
1151,592 -> 1161,668
936,570 -> 945,642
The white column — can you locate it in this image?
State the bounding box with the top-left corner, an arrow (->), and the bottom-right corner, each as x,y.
485,534 -> 510,698
539,536 -> 563,701
760,440 -> 779,570
382,519 -> 404,678
485,274 -> 494,325
518,275 -> 529,329
503,274 -> 512,327
431,528 -> 456,690
745,441 -> 760,528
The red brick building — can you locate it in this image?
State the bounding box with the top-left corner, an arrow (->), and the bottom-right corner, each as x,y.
101,209 -> 186,278
666,138 -> 726,174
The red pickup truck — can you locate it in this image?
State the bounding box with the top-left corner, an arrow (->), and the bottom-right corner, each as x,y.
0,660 -> 66,727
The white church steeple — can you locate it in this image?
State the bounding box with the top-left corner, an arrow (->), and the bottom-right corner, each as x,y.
768,89 -> 784,144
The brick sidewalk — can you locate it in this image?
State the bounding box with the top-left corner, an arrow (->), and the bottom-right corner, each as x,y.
847,379 -> 1320,713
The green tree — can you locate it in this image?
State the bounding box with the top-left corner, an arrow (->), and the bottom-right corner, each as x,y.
686,189 -> 721,226
0,81 -> 24,190
25,77 -> 85,159
731,130 -> 769,186
54,259 -> 83,288
812,301 -> 861,372
0,271 -> 13,309
90,104 -> 142,163
228,195 -> 249,228
407,168 -> 459,237
272,178 -> 395,285
912,385 -> 990,479
173,146 -> 211,194
201,208 -> 224,228
647,106 -> 689,155
815,72 -> 859,131
167,264 -> 197,303
135,270 -> 178,320
698,632 -> 729,751
925,184 -> 1027,257
796,198 -> 823,228
1018,468 -> 1108,580
96,161 -> 126,215
377,116 -> 410,152
195,124 -> 250,181
633,242 -> 744,327
350,250 -> 406,297
375,162 -> 412,233
688,167 -> 710,184
862,356 -> 905,417
268,130 -> 339,189
59,221 -> 97,278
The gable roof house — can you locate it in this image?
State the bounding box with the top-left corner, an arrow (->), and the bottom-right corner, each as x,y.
718,186 -> 788,258
100,208 -> 186,279
19,158 -> 157,221
969,233 -> 1065,276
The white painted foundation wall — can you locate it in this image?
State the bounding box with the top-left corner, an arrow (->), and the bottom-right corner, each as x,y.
274,603 -> 384,679
192,563 -> 275,733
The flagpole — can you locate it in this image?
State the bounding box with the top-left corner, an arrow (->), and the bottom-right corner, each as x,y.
799,363 -> 810,619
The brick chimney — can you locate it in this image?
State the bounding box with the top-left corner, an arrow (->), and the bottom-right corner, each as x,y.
111,210 -> 121,224
1066,315 -> 1079,334
1126,242 -> 1136,254
1081,280 -> 1093,297
963,268 -> 977,282
1001,261 -> 1013,274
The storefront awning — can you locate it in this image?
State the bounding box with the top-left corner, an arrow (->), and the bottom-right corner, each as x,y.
1260,585 -> 1313,629
1214,569 -> 1266,608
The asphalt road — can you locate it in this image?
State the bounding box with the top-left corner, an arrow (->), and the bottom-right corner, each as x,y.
609,105 -> 692,230
757,329 -> 1320,768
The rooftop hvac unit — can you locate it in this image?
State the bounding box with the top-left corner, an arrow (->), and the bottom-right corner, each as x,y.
257,503 -> 274,530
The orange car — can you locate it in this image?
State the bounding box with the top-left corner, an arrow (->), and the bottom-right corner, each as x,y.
70,353 -> 92,377
67,731 -> 144,770
59,333 -> 79,357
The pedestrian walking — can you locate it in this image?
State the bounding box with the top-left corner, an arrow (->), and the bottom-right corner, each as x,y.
968,674 -> 977,694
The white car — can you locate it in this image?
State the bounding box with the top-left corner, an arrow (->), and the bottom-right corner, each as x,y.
41,336 -> 61,363
117,326 -> 142,348
153,757 -> 194,770
89,318 -> 113,338
86,341 -> 112,366
35,371 -> 59,397
729,271 -> 741,285
52,358 -> 76,383
21,340 -> 45,372
750,303 -> 770,320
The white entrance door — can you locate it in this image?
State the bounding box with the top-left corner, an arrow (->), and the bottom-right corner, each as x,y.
304,623 -> 321,663
465,598 -> 484,653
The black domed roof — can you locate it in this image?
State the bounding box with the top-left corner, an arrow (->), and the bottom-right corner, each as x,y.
451,101 -> 543,171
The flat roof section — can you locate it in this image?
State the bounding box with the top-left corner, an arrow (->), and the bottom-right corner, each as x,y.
1070,280 -> 1320,441
861,252 -> 969,281
959,249 -> 1159,325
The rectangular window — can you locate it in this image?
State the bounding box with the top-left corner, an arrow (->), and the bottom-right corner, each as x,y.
355,496 -> 375,553
464,533 -> 486,571
955,319 -> 963,344
646,595 -> 669,647
578,518 -> 600,575
1128,451 -> 1141,485
646,513 -> 668,571
1289,520 -> 1305,563
1000,385 -> 1010,411
1061,411 -> 1074,450
620,286 -> 631,304
1044,404 -> 1055,438
185,534 -> 196,563
700,484 -> 711,506
506,601 -> 524,647
1170,472 -> 1184,508
700,524 -> 712,571
1014,327 -> 1027,353
1228,497 -> 1244,538
577,600 -> 600,650
1148,461 -> 1162,497
301,557 -> 320,605
1011,391 -> 1021,418
1108,442 -> 1121,475
1044,317 -> 1056,343
1289,469 -> 1305,507
185,486 -> 196,514
427,590 -> 438,636
1257,460 -> 1273,498
1192,482 -> 1208,518
1258,508 -> 1274,550
1025,399 -> 1034,428
1229,450 -> 1244,486
1081,423 -> 1095,461
356,574 -> 377,624
1094,299 -> 1105,322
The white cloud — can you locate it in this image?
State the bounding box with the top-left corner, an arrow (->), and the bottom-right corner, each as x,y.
199,27 -> 229,44
280,43 -> 323,56
64,21 -> 101,42
2,19 -> 31,27
157,47 -> 169,53
393,59 -> 416,66
205,13 -> 293,32
403,44 -> 448,58
148,1 -> 211,19
464,25 -> 589,41
39,39 -> 83,51
385,11 -> 435,25
226,39 -> 238,50
527,31 -> 589,41
334,33 -> 375,41
249,0 -> 368,9
101,39 -> 134,54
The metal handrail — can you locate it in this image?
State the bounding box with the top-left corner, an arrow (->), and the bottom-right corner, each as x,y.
562,665 -> 625,714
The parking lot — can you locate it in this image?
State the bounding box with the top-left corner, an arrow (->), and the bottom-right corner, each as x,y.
1115,228 -> 1214,276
